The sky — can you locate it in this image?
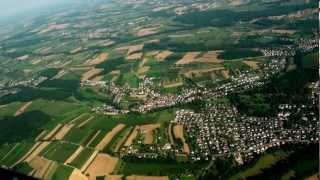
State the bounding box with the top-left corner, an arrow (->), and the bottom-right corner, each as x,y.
0,0 -> 66,17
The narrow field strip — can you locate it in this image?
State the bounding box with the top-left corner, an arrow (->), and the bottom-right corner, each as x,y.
95,124 -> 126,151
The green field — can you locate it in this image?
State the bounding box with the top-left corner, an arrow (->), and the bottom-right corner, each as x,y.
63,127 -> 97,145
41,142 -> 79,163
119,161 -> 208,176
69,148 -> 94,169
229,151 -> 287,180
104,126 -> 133,154
0,143 -> 34,167
51,164 -> 74,180
0,0 -> 317,179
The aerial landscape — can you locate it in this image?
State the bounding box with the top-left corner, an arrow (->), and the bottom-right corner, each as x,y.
0,0 -> 318,179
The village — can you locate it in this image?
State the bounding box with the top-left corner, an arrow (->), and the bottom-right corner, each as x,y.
174,100 -> 318,163
86,44 -> 319,164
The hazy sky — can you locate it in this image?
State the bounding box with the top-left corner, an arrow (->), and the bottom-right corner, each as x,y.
0,0 -> 66,17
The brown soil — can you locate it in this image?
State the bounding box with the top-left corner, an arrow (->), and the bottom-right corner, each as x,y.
126,53 -> 143,60
198,51 -> 223,63
221,70 -> 230,79
12,142 -> 40,167
126,175 -> 169,180
29,156 -> 55,179
80,150 -> 99,172
35,130 -> 47,141
176,52 -> 201,65
168,124 -> 174,144
242,60 -> 260,70
128,44 -> 144,55
86,130 -> 101,147
184,67 -> 224,78
85,153 -> 118,178
70,47 -> 82,54
85,53 -> 109,66
114,127 -> 133,152
69,169 -> 88,180
15,101 -> 32,116
25,142 -> 51,163
124,126 -> 139,146
51,70 -> 67,79
155,51 -> 173,61
95,124 -> 126,151
68,114 -> 86,124
77,116 -> 94,128
140,124 -> 161,144
173,125 -> 190,155
43,124 -> 63,140
137,28 -> 158,37
105,175 -> 123,180
65,146 -> 84,164
54,124 -> 75,140
163,81 -> 183,88
81,68 -> 104,82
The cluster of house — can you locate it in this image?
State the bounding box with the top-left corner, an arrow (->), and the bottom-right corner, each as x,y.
310,81 -> 320,106
295,37 -> 319,52
106,82 -> 130,104
0,76 -> 47,98
261,47 -> 296,57
0,88 -> 20,98
137,87 -> 200,113
203,59 -> 286,98
214,72 -> 263,96
262,36 -> 318,57
174,101 -> 319,163
119,131 -> 175,160
130,66 -> 282,113
93,54 -> 288,115
91,104 -> 129,115
4,76 -> 47,88
81,80 -> 107,87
